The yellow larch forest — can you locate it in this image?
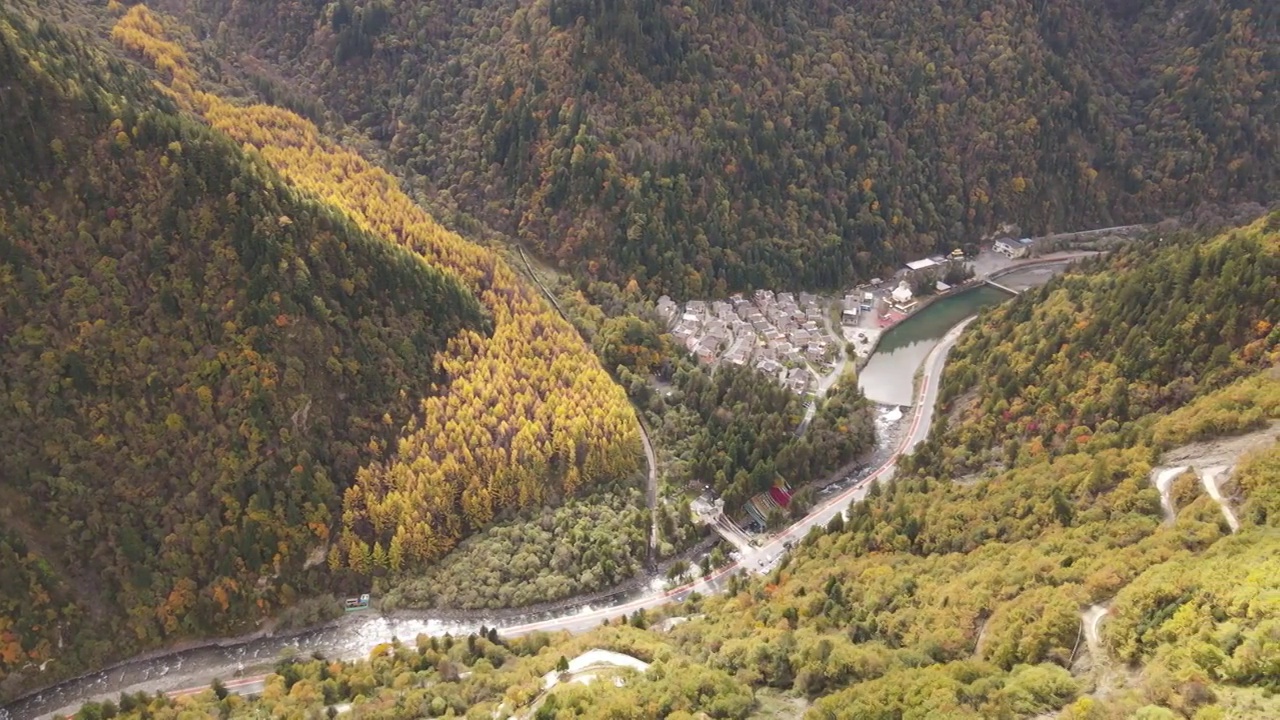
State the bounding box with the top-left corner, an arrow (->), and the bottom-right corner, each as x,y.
110,5 -> 641,572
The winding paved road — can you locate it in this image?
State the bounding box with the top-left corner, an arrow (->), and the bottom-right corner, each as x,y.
7,310 -> 979,720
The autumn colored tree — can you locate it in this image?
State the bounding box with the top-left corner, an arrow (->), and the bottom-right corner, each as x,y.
166,0 -> 1276,296
111,6 -> 642,576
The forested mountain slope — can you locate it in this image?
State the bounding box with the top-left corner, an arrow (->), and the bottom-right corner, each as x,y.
106,2 -> 643,571
912,215 -> 1280,479
651,363 -> 875,512
0,6 -> 484,697
67,216 -> 1280,720
158,0 -> 1277,295
2,1 -> 645,700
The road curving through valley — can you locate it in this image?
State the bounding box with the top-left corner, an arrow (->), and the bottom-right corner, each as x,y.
5,314 -> 982,720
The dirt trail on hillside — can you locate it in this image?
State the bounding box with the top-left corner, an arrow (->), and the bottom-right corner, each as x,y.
1198,466 -> 1241,532
1149,420 -> 1278,531
1077,603 -> 1138,699
1082,605 -> 1108,656
1162,421 -> 1280,468
1151,466 -> 1184,523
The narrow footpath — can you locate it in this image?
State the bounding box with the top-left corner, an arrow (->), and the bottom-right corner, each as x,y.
638,417 -> 660,564
797,311 -> 851,434
516,247 -> 661,562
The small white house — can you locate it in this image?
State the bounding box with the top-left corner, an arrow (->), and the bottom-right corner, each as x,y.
891,281 -> 914,306
994,238 -> 1033,259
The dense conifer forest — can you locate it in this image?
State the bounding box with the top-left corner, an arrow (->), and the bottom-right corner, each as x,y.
0,6 -> 486,693
649,363 -> 876,513
0,2 -> 639,698
2,0 -> 1278,716
109,1 -> 646,575
910,221 -> 1280,478
60,214 -> 1280,720
158,0 -> 1276,295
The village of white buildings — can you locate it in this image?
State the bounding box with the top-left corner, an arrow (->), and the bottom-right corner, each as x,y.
655,244 -> 1008,396
650,222 -> 1125,396
656,290 -> 844,395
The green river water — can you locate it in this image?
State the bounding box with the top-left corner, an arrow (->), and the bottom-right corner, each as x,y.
857,284 -> 1014,406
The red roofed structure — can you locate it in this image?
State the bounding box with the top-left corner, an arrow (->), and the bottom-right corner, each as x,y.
768,486 -> 792,508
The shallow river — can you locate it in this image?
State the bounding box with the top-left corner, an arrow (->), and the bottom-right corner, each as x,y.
8,267 -> 1077,718
6,401 -> 918,719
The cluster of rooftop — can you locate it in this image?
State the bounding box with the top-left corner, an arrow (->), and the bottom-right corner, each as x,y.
656,290 -> 840,395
